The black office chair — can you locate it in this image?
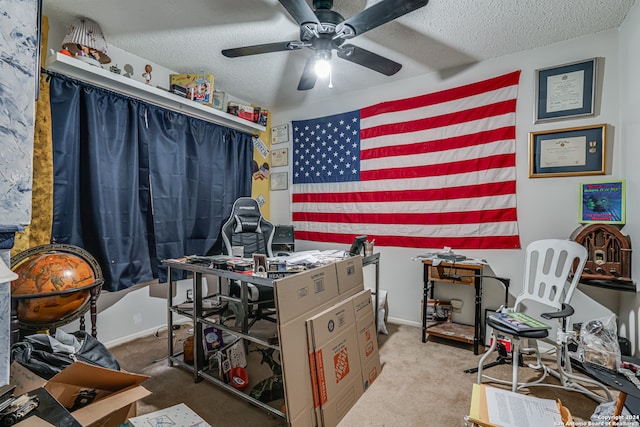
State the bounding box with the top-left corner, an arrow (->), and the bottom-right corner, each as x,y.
220,197 -> 276,327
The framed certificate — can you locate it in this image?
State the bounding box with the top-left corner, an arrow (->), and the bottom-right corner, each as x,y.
535,58 -> 597,123
271,148 -> 288,167
579,180 -> 625,225
270,172 -> 288,191
529,124 -> 606,178
271,124 -> 289,144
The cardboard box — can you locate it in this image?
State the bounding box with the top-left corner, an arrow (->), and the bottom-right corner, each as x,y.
169,73 -> 214,105
275,264 -> 340,427
352,290 -> 381,391
275,260 -> 367,427
306,294 -> 364,427
10,361 -> 151,427
275,263 -> 339,325
335,256 -> 364,295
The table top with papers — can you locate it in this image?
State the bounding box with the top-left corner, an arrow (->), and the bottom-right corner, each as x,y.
468,383 -> 570,427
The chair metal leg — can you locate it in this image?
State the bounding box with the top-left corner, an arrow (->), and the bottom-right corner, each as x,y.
511,339 -> 520,392
477,334 -> 499,384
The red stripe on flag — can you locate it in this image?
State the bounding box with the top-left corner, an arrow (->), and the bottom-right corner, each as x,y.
361,99 -> 516,140
360,71 -> 521,119
294,231 -> 521,250
292,181 -> 516,204
361,154 -> 515,181
361,127 -> 515,160
292,208 -> 517,225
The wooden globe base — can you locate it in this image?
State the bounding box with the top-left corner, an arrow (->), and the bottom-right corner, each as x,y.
10,244 -> 104,343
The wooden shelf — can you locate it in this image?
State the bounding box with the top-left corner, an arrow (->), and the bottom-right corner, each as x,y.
45,51 -> 266,134
426,321 -> 475,344
579,279 -> 637,292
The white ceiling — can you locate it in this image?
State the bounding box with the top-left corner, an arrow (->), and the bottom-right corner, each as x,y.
42,0 -> 636,111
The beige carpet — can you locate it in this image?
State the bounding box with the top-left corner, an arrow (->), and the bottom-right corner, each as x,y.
109,322 -> 612,426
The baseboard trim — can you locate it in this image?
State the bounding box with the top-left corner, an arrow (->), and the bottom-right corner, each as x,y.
386,317 -> 420,328
104,317 -> 191,349
105,317 -> 419,348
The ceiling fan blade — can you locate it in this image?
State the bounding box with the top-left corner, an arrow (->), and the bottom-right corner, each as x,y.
336,44 -> 402,76
222,41 -> 302,57
336,0 -> 429,39
297,56 -> 317,90
279,0 -> 321,26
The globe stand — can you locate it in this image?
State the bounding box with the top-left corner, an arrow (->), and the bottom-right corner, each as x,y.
10,244 -> 104,346
10,280 -> 103,344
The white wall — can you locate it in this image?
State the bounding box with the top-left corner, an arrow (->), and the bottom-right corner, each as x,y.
53,7 -> 640,352
617,2 -> 640,354
271,30 -> 629,337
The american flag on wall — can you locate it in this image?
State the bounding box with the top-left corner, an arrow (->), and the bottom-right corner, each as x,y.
291,71 -> 521,250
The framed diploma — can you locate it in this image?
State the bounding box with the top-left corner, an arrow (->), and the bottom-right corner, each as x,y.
271,148 -> 288,167
535,58 -> 597,123
270,172 -> 288,191
579,180 -> 625,225
271,124 -> 290,144
529,124 -> 606,178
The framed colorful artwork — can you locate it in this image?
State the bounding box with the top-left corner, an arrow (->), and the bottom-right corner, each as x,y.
579,180 -> 625,224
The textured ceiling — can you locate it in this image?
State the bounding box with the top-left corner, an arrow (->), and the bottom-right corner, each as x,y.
43,0 -> 636,111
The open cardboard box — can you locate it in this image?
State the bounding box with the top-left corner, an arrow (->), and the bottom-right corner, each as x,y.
10,360 -> 151,427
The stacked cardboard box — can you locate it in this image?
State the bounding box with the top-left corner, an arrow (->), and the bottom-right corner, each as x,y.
275,256 -> 380,427
305,289 -> 381,427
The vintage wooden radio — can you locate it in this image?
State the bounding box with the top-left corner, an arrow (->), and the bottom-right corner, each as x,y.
571,224 -> 633,289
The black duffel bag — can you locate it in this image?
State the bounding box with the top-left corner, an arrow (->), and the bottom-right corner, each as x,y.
11,329 -> 120,379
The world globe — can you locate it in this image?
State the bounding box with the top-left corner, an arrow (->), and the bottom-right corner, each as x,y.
11,244 -> 103,330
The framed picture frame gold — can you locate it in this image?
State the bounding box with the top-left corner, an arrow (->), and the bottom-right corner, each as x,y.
529,124 -> 606,178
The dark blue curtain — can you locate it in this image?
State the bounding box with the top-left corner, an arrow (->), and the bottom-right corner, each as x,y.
143,105 -> 254,282
49,73 -> 253,290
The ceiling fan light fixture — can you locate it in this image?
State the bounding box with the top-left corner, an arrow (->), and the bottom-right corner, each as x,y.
314,58 -> 331,78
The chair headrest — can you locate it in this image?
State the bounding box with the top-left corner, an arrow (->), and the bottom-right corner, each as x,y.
231,198 -> 263,233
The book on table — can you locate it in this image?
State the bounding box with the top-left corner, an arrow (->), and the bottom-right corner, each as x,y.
489,311 -> 551,332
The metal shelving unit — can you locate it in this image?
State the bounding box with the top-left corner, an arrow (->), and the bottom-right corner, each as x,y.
164,259 -> 286,422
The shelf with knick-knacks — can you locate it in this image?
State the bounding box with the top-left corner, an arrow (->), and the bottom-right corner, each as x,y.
44,50 -> 265,134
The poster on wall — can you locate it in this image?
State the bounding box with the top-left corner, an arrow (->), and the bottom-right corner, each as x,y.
579,180 -> 625,224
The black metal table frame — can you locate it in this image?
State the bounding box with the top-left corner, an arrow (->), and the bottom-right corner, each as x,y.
163,252 -> 381,422
421,259 -> 509,355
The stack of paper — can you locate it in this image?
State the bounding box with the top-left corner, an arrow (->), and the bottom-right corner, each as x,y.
468,384 -> 571,427
128,403 -> 211,427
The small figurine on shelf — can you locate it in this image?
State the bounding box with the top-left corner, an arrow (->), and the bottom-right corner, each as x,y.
142,64 -> 152,85
74,43 -> 89,58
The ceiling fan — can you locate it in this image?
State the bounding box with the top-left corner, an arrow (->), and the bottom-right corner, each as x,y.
221,0 -> 430,90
